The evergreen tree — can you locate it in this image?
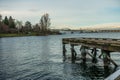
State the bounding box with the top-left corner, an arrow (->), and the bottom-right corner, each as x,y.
3,16 -> 9,25
24,21 -> 32,32
25,21 -> 31,28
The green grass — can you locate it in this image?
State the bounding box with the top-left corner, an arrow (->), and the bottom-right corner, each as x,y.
0,33 -> 36,37
0,31 -> 61,38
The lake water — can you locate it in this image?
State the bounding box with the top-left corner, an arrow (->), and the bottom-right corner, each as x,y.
0,32 -> 120,80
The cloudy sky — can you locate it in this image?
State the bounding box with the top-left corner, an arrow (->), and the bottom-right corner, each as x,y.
0,0 -> 120,29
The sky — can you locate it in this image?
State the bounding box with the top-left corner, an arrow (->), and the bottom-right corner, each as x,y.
0,0 -> 120,29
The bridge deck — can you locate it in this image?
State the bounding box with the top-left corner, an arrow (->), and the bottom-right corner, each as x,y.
62,38 -> 120,52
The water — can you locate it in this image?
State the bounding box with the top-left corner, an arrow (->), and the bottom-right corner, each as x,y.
0,32 -> 120,80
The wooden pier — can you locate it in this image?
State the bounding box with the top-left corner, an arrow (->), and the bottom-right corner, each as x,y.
62,37 -> 120,67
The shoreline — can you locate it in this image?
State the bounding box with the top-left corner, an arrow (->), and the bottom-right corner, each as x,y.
0,33 -> 61,38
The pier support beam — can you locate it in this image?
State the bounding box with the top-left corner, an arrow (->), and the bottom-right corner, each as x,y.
102,50 -> 118,67
71,44 -> 77,63
80,46 -> 87,63
102,50 -> 111,67
91,48 -> 97,63
63,44 -> 67,61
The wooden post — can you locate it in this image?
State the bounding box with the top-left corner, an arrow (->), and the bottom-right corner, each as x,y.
71,44 -> 76,63
102,50 -> 110,67
63,44 -> 66,61
91,48 -> 97,63
98,52 -> 103,58
80,46 -> 87,63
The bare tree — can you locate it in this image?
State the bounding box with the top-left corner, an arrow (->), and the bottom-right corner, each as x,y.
15,20 -> 23,33
40,13 -> 51,33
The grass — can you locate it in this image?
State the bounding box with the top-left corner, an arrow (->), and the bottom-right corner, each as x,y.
0,33 -> 36,37
0,32 -> 61,38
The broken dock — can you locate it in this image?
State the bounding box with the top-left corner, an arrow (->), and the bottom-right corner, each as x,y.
62,37 -> 120,67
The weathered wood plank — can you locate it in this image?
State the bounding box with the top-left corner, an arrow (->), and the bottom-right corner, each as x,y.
62,38 -> 120,52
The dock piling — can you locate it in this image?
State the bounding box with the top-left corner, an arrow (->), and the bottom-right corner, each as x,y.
71,44 -> 77,63
62,38 -> 120,67
80,46 -> 87,63
63,44 -> 66,61
102,50 -> 110,67
91,48 -> 98,63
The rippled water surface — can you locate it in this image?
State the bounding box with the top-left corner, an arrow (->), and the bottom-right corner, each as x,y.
0,33 -> 120,80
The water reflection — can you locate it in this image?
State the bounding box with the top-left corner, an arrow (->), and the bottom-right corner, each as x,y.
63,61 -> 117,80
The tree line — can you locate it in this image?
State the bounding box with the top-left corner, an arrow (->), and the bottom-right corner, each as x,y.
0,13 -> 56,35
